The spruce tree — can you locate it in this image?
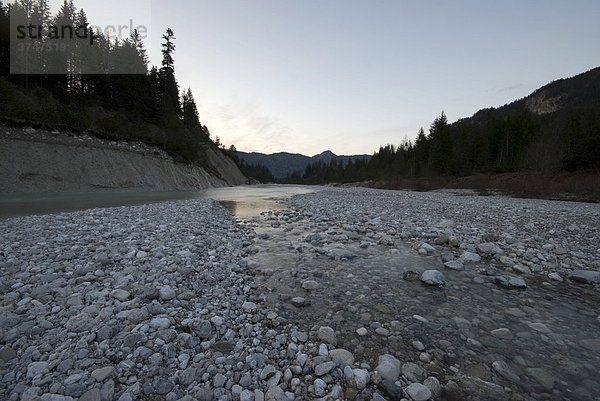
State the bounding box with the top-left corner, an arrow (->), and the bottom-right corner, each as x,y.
159,28 -> 179,117
181,87 -> 201,131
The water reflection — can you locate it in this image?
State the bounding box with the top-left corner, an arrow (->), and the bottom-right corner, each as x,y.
0,184 -> 319,218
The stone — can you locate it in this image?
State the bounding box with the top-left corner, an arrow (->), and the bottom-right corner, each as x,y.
313,378 -> 327,396
379,236 -> 394,246
412,340 -> 425,351
402,362 -> 427,383
434,235 -> 449,245
376,327 -> 390,336
0,346 -> 16,362
260,365 -> 277,380
110,289 -> 130,301
189,318 -> 212,339
344,366 -> 354,380
317,326 -> 337,345
240,373 -> 253,388
548,272 -> 563,282
568,270 -> 600,284
292,330 -> 308,342
423,377 -> 442,399
91,366 -> 114,382
27,361 -> 49,379
65,313 -> 94,332
314,361 -> 336,376
444,261 -> 464,271
242,301 -> 257,312
442,380 -> 463,401
495,275 -> 527,289
40,395 -> 75,401
527,322 -> 551,333
405,383 -> 432,401
210,315 -> 224,326
374,303 -> 392,314
301,280 -> 319,290
420,243 -> 436,254
356,327 -> 368,336
22,388 -> 41,401
213,373 -> 227,388
352,369 -> 370,389
476,242 -> 494,254
150,317 -> 170,329
79,389 -> 101,401
372,393 -> 386,401
265,386 -> 285,401
450,375 -> 507,399
329,349 -> 354,366
178,367 -> 197,386
378,379 -> 404,401
159,286 -> 176,300
492,360 -> 520,382
512,264 -> 532,274
461,251 -> 481,263
376,354 -> 401,381
420,270 -> 445,286
153,376 -> 174,394
240,389 -> 254,401
290,297 -> 308,307
491,328 -> 513,340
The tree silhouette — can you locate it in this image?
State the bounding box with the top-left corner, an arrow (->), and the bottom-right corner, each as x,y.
159,28 -> 180,117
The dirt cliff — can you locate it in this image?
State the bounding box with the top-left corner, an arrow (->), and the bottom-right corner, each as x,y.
0,125 -> 247,194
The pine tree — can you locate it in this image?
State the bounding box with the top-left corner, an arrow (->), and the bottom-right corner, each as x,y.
47,0 -> 76,94
181,87 -> 201,131
31,0 -> 51,82
159,28 -> 179,116
428,111 -> 453,174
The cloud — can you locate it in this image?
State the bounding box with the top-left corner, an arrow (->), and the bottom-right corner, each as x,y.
202,102 -> 301,154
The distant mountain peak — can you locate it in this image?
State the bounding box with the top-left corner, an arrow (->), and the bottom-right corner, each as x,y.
316,150 -> 336,157
236,149 -> 371,179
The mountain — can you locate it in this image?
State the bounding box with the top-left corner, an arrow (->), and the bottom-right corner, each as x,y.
236,150 -> 371,179
295,66 -> 600,193
466,66 -> 600,121
449,66 -> 600,173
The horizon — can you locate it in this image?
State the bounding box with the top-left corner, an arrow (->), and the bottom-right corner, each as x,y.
47,0 -> 600,156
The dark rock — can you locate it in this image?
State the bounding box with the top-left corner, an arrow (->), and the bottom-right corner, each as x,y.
378,379 -> 404,401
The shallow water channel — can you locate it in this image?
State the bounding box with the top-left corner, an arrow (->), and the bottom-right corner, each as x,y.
3,185 -> 599,399
223,188 -> 600,401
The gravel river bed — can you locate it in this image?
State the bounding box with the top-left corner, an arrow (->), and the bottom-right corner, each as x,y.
1,186 -> 599,401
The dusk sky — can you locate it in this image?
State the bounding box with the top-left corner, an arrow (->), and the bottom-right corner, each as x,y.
51,0 -> 600,155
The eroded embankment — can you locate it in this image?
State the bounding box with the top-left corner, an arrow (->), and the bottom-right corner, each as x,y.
0,125 -> 247,194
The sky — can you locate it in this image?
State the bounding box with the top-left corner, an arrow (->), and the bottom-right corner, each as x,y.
49,0 -> 600,156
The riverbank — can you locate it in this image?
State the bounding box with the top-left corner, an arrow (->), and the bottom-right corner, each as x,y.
331,171 -> 600,203
0,124 -> 247,194
1,187 -> 598,400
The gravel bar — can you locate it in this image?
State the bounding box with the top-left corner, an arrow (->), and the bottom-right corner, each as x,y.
1,188 -> 599,401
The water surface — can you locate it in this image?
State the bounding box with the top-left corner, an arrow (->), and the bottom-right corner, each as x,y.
0,185 -> 317,218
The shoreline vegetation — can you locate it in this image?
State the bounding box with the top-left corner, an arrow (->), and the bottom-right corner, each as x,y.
325,171 -> 600,203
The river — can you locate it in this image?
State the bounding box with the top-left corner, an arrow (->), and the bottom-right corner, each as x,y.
0,185 -> 318,219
